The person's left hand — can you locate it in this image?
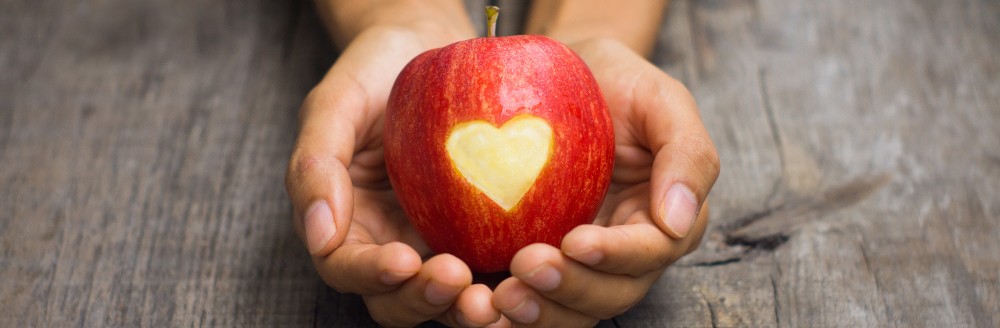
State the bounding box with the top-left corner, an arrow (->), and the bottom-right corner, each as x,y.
491,38 -> 721,327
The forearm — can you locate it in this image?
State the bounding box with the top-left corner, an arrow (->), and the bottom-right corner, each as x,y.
526,0 -> 668,57
314,0 -> 475,49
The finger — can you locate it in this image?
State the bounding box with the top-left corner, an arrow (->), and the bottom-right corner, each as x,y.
436,284 -> 501,328
285,155 -> 354,256
285,81 -> 369,256
492,277 -> 599,327
562,204 -> 709,275
507,243 -> 659,319
638,72 -> 720,239
685,201 -> 710,255
364,254 -> 473,328
313,241 -> 422,295
561,222 -> 669,276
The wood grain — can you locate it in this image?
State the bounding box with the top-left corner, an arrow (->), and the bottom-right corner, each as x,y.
1,0 -> 998,327
648,0 -> 1000,327
1,0 -> 335,326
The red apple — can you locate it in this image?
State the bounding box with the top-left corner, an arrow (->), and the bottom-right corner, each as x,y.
383,32 -> 614,273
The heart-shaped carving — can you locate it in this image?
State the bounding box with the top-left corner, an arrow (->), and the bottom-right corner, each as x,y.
445,114 -> 553,211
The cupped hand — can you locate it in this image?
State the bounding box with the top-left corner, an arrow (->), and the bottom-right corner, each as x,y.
285,25 -> 500,328
492,38 -> 721,326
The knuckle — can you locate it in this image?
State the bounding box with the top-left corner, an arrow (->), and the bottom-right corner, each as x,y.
293,150 -> 322,178
686,135 -> 719,171
675,134 -> 721,189
646,70 -> 692,106
655,71 -> 686,93
284,147 -> 320,193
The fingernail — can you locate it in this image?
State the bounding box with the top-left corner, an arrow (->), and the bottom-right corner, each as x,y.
304,200 -> 335,254
659,183 -> 698,238
506,297 -> 540,324
425,281 -> 462,306
522,264 -> 561,291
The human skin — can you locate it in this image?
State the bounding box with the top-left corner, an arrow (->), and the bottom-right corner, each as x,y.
284,0 -> 720,327
485,2 -> 721,326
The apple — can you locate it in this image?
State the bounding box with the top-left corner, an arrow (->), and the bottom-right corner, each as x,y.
383,8 -> 614,273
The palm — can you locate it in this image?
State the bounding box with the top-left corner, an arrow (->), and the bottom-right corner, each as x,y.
344,131 -> 432,256
322,31 -> 449,257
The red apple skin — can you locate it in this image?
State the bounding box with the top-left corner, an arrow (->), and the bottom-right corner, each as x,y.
384,35 -> 614,273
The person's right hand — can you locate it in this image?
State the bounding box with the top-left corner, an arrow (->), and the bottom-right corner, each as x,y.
284,24 -> 502,328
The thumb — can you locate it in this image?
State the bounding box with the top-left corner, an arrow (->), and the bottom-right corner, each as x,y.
285,84 -> 365,257
286,151 -> 353,257
641,75 -> 720,239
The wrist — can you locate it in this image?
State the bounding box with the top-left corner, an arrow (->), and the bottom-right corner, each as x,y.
371,19 -> 474,51
318,0 -> 474,49
561,36 -> 630,57
527,0 -> 667,58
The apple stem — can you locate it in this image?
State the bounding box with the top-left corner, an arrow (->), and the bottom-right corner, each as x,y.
486,6 -> 499,37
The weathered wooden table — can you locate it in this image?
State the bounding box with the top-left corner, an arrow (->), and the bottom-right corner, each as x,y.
2,0 -> 998,326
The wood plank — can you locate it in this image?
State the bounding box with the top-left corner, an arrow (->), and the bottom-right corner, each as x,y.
634,0 -> 1000,326
1,0 -> 998,326
1,0 -> 334,326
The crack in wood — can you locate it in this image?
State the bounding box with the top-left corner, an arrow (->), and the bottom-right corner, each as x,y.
715,173 -> 892,257
683,256 -> 743,267
717,203 -> 787,233
697,289 -> 719,328
858,232 -> 893,324
701,70 -> 896,260
726,233 -> 789,251
758,67 -> 786,208
770,274 -> 781,327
